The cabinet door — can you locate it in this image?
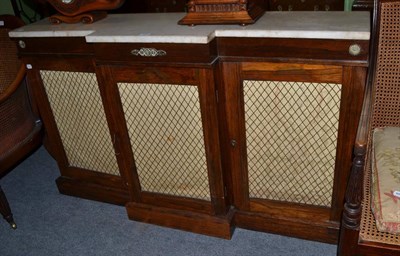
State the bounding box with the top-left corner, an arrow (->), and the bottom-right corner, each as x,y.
97,64 -> 232,238
25,56 -> 129,205
220,61 -> 366,243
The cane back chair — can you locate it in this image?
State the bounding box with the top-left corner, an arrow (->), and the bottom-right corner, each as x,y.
338,0 -> 400,255
0,15 -> 43,229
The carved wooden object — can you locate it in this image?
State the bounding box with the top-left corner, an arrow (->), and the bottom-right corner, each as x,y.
45,0 -> 125,24
178,0 -> 265,25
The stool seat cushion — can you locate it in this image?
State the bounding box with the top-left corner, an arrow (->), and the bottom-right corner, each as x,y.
371,126 -> 400,234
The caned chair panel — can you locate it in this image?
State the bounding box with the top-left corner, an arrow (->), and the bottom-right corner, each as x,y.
358,0 -> 400,246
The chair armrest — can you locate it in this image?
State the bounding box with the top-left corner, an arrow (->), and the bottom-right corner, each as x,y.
355,79 -> 373,150
342,64 -> 374,230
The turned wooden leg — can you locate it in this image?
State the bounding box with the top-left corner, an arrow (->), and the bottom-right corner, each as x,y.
0,185 -> 17,229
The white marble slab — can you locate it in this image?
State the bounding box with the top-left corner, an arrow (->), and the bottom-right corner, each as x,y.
9,11 -> 370,43
85,13 -> 219,44
9,18 -> 95,38
214,11 -> 371,40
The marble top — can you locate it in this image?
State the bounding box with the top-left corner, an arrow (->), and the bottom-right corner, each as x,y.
9,12 -> 370,44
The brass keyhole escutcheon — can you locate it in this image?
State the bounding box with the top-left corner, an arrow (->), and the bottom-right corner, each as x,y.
231,140 -> 237,147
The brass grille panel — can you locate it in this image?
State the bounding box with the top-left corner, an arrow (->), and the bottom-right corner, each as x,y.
40,71 -> 119,176
118,82 -> 210,200
244,80 -> 342,207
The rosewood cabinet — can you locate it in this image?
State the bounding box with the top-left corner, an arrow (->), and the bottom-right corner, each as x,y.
217,37 -> 368,243
11,12 -> 370,244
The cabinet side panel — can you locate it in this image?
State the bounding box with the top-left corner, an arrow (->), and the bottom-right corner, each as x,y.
244,80 -> 342,207
118,82 -> 211,200
40,70 -> 120,176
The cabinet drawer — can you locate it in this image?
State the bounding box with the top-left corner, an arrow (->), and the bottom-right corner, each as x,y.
94,42 -> 217,64
16,37 -> 93,55
218,37 -> 369,65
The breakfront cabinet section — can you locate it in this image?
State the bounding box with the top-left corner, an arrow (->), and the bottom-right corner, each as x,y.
19,39 -> 130,205
11,11 -> 370,243
95,62 -> 233,239
219,61 -> 367,243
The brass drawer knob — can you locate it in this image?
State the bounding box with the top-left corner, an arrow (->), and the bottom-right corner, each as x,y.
131,48 -> 167,57
18,40 -> 26,49
349,44 -> 362,56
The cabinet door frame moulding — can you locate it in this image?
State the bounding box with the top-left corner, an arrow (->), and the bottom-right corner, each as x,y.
219,59 -> 367,243
95,62 -> 234,239
24,55 -> 130,205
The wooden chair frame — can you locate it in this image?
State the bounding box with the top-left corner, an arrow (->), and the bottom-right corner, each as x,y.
0,15 -> 43,229
338,0 -> 400,255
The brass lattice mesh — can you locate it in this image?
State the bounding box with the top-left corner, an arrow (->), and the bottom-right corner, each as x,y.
244,80 -> 342,207
40,71 -> 119,176
118,82 -> 210,200
359,1 -> 400,245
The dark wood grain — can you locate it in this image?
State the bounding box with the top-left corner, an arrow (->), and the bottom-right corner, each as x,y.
234,208 -> 339,244
330,66 -> 367,222
17,37 -> 93,55
94,42 -> 217,64
217,38 -> 369,66
126,202 -> 235,239
19,29 -> 371,243
178,0 -> 265,25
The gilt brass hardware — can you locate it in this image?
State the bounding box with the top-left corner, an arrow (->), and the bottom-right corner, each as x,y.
231,140 -> 237,147
18,40 -> 26,49
131,48 -> 167,57
349,44 -> 362,56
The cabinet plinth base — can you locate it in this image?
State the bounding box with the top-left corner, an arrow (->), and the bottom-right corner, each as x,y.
234,210 -> 340,244
56,176 -> 129,206
126,202 -> 235,239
